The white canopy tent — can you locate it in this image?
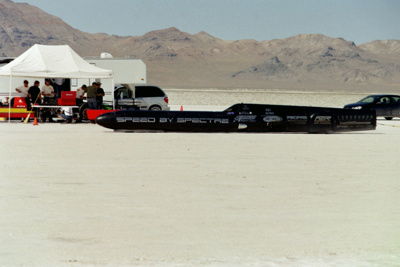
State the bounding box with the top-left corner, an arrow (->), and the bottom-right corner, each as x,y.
0,44 -> 113,78
0,44 -> 114,120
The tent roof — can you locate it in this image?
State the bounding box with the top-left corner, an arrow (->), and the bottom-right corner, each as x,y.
0,44 -> 113,79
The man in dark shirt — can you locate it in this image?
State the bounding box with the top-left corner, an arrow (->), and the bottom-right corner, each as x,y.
86,82 -> 97,109
27,80 -> 42,118
96,82 -> 105,109
27,80 -> 42,107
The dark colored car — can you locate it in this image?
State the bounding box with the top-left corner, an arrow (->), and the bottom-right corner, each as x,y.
344,94 -> 400,120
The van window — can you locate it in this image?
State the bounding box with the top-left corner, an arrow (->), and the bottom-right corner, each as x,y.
135,86 -> 165,97
114,87 -> 132,99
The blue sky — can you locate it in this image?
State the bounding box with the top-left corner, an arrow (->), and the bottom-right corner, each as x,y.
15,0 -> 400,44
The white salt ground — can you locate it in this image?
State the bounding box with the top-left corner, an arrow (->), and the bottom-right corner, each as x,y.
1,90 -> 399,266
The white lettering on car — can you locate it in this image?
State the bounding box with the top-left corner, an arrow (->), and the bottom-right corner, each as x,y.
177,118 -> 229,124
160,117 -> 174,123
117,117 -> 229,124
116,117 -> 156,123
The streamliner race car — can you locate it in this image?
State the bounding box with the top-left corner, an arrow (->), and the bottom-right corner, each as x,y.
95,103 -> 376,133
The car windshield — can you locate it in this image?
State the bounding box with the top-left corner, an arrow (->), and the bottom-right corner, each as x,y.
358,95 -> 380,104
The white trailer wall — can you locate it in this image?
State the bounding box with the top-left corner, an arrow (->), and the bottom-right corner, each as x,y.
73,58 -> 147,102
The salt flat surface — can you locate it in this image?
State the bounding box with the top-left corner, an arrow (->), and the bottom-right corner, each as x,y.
165,88 -> 387,109
1,90 -> 399,266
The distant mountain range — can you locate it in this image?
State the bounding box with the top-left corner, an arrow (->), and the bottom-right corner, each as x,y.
1,0 -> 400,91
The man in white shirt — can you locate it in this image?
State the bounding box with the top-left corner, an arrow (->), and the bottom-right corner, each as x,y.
12,80 -> 30,107
76,84 -> 87,106
41,79 -> 55,104
15,80 -> 29,97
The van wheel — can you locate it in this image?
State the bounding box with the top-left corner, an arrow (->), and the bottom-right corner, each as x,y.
384,117 -> 393,120
149,105 -> 162,111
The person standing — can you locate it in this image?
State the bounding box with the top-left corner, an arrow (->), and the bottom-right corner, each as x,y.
95,82 -> 105,109
28,80 -> 42,118
41,79 -> 55,104
28,80 -> 41,106
13,80 -> 29,107
76,84 -> 87,106
50,78 -> 65,99
15,80 -> 29,98
86,82 -> 97,109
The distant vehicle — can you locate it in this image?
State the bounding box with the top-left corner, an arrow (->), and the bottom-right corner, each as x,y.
344,94 -> 400,120
78,84 -> 169,121
114,84 -> 169,111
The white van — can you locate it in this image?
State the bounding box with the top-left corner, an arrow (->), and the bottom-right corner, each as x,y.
114,84 -> 170,111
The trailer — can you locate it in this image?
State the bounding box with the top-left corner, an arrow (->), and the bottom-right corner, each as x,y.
75,56 -> 147,103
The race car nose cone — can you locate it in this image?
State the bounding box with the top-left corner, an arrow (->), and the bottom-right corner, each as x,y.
96,112 -> 116,129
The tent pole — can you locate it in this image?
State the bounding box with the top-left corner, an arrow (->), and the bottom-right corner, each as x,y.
8,75 -> 12,123
112,79 -> 115,110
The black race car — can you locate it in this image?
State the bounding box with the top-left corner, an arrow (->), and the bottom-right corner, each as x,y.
344,94 -> 400,120
96,103 -> 376,133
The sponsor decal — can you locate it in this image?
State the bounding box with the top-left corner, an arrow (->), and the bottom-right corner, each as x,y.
313,115 -> 331,124
234,115 -> 257,122
287,115 -> 308,121
287,115 -> 308,124
262,115 -> 283,122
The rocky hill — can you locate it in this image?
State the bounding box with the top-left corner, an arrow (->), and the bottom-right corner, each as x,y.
1,0 -> 400,92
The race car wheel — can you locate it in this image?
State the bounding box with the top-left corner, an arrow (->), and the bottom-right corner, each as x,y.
78,103 -> 89,121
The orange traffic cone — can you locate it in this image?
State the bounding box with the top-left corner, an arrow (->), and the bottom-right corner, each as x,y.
180,105 -> 183,111
33,117 -> 38,126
